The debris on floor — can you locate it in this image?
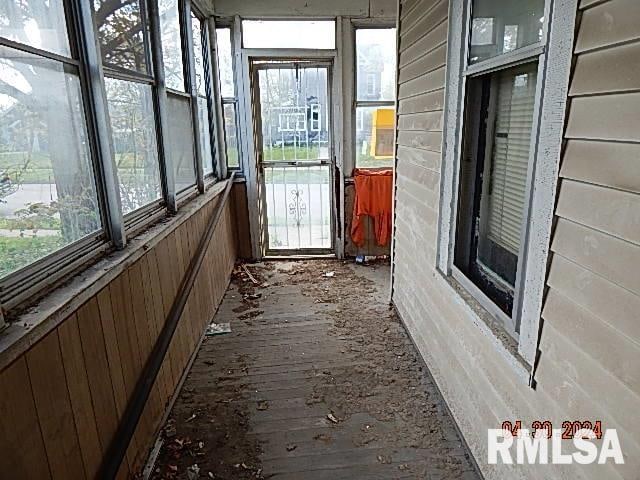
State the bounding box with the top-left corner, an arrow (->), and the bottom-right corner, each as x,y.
187,464 -> 200,480
204,322 -> 231,336
355,254 -> 390,266
240,264 -> 259,284
151,260 -> 479,480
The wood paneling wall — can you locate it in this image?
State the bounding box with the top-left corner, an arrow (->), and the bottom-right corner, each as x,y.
391,0 -> 640,478
231,182 -> 252,260
0,190 -> 237,479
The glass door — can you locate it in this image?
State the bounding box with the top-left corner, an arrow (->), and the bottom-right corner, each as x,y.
253,61 -> 334,254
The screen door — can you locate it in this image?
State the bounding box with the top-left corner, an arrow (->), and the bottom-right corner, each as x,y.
254,62 -> 334,254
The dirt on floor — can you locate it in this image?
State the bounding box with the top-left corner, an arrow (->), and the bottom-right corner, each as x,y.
150,259 -> 479,480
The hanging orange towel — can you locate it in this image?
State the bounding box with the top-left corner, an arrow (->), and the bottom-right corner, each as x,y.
351,168 -> 394,247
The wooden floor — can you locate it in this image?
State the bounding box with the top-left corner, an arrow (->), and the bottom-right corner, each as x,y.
152,260 -> 480,479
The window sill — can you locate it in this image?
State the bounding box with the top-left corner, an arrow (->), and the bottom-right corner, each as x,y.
437,269 -> 532,386
0,179 -> 229,372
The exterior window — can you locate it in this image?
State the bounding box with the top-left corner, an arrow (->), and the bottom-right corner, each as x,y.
310,104 -> 321,132
217,28 -> 234,98
156,0 -> 198,193
445,0 -> 549,338
93,0 -> 150,73
167,93 -> 197,192
0,7 -> 102,284
366,73 -> 377,96
0,0 -> 222,312
242,21 -> 335,49
469,0 -> 545,64
95,0 -> 165,215
159,0 -> 185,91
191,12 -> 215,175
278,112 -> 306,132
355,28 -> 396,168
0,2 -> 70,56
105,78 -> 162,213
216,27 -> 240,169
454,62 -> 537,319
0,47 -> 102,279
223,103 -> 239,168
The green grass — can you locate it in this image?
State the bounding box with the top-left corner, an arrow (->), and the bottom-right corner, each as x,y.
0,151 -> 55,184
0,151 -> 51,168
0,235 -> 65,278
0,151 -> 164,185
262,145 -> 324,162
227,146 -> 240,168
0,216 -> 61,231
264,167 -> 328,185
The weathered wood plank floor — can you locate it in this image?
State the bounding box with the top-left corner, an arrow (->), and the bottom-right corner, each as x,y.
152,260 -> 480,479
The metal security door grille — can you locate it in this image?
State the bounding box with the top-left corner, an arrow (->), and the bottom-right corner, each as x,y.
254,62 -> 333,253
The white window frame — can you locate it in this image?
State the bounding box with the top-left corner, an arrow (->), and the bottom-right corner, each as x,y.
353,25 -> 396,170
310,103 -> 321,132
436,0 -> 578,367
216,19 -> 244,173
278,110 -> 307,132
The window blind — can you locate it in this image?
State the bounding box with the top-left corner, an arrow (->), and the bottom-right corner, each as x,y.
486,63 -> 537,255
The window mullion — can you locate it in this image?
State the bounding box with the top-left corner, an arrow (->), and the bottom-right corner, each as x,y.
464,43 -> 545,77
72,0 -> 126,248
148,0 -> 178,213
232,16 -> 245,171
182,0 -> 205,193
209,18 -> 229,179
199,19 -> 220,180
0,37 -> 80,66
356,101 -> 396,108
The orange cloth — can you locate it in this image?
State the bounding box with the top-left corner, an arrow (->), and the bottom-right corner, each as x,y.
350,168 -> 394,247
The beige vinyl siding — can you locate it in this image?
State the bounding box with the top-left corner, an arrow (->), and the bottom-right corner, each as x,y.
560,140 -> 640,194
575,0 -> 640,53
392,0 -> 640,478
548,2 -> 640,444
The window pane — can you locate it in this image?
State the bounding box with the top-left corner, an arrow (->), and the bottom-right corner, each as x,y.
242,21 -> 335,49
191,13 -> 206,96
0,48 -> 101,278
197,96 -> 214,175
216,28 -> 234,98
454,62 -> 538,317
469,0 -> 545,64
223,102 -> 239,168
0,1 -> 71,57
355,106 -> 395,168
105,77 -> 162,214
166,93 -> 196,191
159,0 -> 185,91
258,67 -> 329,163
478,63 -> 537,273
92,0 -> 149,73
356,29 -> 396,102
